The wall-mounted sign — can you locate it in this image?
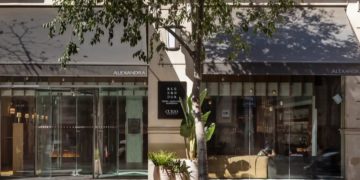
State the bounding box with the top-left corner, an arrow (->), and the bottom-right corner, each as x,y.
128,118 -> 141,134
158,81 -> 187,119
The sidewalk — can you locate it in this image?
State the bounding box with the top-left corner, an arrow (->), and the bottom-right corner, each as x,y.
1,176 -> 147,180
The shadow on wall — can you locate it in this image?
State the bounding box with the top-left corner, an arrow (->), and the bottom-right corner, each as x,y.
204,7 -> 360,75
147,25 -> 183,82
0,17 -> 56,76
208,155 -> 268,179
0,8 -> 147,77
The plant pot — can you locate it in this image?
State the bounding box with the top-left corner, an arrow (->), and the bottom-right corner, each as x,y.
172,172 -> 189,180
184,159 -> 198,180
148,161 -> 173,180
149,160 -> 158,180
159,166 -> 174,180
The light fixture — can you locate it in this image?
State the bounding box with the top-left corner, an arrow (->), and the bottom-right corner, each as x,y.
249,88 -> 253,94
16,112 -> 22,123
32,113 -> 36,122
279,100 -> 283,106
269,106 -> 273,112
272,90 -> 277,95
9,103 -> 16,115
25,113 -> 30,123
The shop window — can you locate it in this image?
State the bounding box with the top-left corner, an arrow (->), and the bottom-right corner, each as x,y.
244,82 -> 254,96
255,82 -> 266,96
219,82 -> 230,96
205,77 -> 342,179
280,82 -> 290,96
231,82 -> 242,96
291,82 -> 302,96
207,82 -> 218,96
304,82 -> 313,96
268,82 -> 278,96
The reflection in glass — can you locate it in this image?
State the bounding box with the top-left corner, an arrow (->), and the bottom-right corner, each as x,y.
1,96 -> 35,177
206,77 -> 342,179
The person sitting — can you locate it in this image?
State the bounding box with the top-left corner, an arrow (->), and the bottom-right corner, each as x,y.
258,141 -> 276,157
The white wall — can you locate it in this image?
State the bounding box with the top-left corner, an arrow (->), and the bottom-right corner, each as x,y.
344,76 -> 360,180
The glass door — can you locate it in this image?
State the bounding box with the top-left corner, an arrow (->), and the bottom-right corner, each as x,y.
35,89 -> 95,177
97,89 -> 147,178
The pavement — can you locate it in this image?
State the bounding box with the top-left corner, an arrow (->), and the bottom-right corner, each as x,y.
0,176 -> 147,180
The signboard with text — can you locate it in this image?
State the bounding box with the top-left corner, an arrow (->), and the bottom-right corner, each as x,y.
158,81 -> 187,119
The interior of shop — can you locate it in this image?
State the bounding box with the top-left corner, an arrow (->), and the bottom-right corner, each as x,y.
204,76 -> 342,179
0,78 -> 148,178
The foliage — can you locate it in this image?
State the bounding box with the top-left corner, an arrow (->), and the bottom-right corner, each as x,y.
44,0 -> 294,179
180,89 -> 215,160
169,159 -> 190,178
44,0 -> 294,67
148,150 -> 177,167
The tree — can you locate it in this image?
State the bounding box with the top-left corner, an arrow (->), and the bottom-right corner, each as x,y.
44,0 -> 294,179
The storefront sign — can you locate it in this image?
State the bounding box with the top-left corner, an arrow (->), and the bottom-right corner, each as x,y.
158,81 -> 187,119
113,70 -> 147,77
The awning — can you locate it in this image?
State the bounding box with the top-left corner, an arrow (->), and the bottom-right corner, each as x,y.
204,7 -> 360,76
0,7 -> 147,77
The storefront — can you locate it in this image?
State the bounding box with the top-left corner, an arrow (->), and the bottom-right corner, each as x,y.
202,76 -> 342,179
200,6 -> 360,179
0,8 -> 148,178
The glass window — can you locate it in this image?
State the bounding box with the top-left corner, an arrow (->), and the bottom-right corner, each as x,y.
206,77 -> 342,179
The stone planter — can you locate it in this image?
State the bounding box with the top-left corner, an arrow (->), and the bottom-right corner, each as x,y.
149,160 -> 173,180
149,159 -> 197,180
184,159 -> 198,180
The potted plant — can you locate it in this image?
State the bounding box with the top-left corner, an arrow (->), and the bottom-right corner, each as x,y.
149,150 -> 176,180
169,159 -> 190,180
179,89 -> 215,180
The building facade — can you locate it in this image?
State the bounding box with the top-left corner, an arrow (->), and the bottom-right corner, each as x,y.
1,0 -> 360,180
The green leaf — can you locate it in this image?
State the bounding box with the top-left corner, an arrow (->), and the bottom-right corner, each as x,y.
200,89 -> 207,106
201,111 -> 211,123
180,119 -> 191,138
179,97 -> 189,124
205,123 -> 216,142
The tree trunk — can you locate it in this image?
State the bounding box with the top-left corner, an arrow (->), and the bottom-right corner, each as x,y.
192,0 -> 207,179
192,42 -> 208,179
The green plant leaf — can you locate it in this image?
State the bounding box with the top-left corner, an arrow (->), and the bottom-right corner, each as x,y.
148,150 -> 176,167
180,119 -> 191,138
201,111 -> 211,123
200,89 -> 207,106
179,97 -> 188,124
205,123 -> 216,142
